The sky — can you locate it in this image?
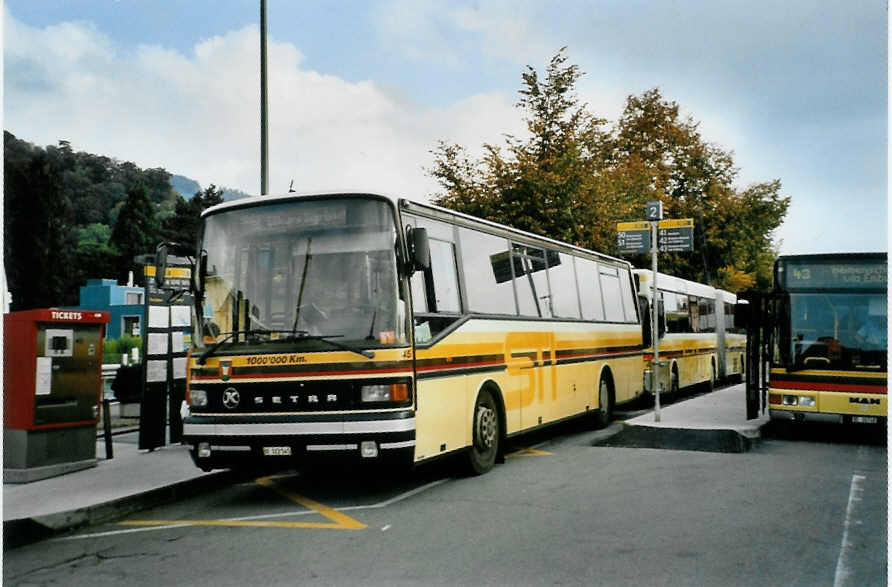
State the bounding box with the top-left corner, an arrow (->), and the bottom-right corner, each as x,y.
3,0 -> 887,256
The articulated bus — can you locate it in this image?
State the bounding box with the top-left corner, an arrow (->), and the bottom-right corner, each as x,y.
746,253 -> 887,425
171,192 -> 649,475
634,270 -> 746,395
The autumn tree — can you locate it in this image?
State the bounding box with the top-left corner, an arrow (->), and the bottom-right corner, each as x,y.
429,48 -> 610,249
603,89 -> 789,289
427,50 -> 789,292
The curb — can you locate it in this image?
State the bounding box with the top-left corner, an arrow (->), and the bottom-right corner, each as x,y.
593,422 -> 762,453
3,468 -> 246,550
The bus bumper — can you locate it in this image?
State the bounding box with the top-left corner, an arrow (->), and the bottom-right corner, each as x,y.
182,411 -> 416,471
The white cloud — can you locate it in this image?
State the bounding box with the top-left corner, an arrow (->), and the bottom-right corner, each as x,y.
3,9 -> 521,202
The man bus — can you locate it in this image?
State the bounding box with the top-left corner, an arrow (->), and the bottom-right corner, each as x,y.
745,253 -> 886,425
165,192 -> 650,475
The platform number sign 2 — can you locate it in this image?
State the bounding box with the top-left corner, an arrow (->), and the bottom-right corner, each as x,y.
646,201 -> 663,222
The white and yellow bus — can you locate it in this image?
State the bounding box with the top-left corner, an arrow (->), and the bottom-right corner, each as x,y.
170,192 -> 648,475
750,253 -> 887,425
634,270 -> 746,395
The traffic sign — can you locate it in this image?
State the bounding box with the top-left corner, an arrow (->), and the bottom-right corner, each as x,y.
645,201 -> 663,221
657,218 -> 694,252
617,221 -> 650,255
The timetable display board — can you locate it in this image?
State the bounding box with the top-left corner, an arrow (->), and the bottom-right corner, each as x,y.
139,259 -> 193,450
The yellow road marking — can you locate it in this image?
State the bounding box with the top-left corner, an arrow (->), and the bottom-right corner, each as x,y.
118,475 -> 365,531
254,475 -> 365,529
506,446 -> 552,458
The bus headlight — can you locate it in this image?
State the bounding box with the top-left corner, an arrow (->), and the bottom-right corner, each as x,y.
798,396 -> 816,407
360,383 -> 410,403
190,389 -> 208,407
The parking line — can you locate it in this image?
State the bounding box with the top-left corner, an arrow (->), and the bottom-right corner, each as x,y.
506,446 -> 552,458
834,473 -> 866,587
254,475 -> 365,529
57,478 -> 449,541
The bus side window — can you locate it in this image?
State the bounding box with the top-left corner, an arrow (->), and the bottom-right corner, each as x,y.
599,265 -> 625,322
577,257 -> 605,321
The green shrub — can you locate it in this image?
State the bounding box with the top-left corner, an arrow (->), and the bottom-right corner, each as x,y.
103,335 -> 142,363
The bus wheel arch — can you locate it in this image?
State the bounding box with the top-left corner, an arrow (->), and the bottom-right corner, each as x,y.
593,366 -> 615,429
464,381 -> 505,475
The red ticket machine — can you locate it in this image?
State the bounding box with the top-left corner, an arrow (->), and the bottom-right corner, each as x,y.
4,309 -> 109,482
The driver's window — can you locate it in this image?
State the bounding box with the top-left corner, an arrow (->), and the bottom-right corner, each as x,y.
405,214 -> 462,344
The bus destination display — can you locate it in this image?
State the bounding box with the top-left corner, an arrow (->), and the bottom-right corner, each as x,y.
781,260 -> 887,290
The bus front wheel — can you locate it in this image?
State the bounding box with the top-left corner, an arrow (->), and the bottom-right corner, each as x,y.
465,388 -> 500,475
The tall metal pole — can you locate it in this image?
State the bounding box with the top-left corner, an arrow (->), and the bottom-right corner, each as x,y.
652,220 -> 661,422
260,0 -> 269,195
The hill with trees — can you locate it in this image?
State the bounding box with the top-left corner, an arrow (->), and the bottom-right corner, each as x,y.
3,132 -> 230,310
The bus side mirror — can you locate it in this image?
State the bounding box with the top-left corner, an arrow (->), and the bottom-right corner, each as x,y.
407,227 -> 430,273
155,243 -> 170,288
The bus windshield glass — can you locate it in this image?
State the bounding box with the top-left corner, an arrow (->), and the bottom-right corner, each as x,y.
787,292 -> 887,370
198,197 -> 403,351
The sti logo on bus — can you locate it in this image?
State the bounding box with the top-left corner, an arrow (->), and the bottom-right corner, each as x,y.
849,397 -> 881,405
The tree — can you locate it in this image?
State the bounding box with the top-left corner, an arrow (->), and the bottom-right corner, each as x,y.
3,146 -> 79,308
430,49 -> 610,248
110,185 -> 160,285
161,184 -> 225,250
427,51 -> 790,292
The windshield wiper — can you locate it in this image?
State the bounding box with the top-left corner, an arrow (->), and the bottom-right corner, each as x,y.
199,329 -> 375,363
198,329 -> 270,364
280,332 -> 374,359
222,328 -> 374,360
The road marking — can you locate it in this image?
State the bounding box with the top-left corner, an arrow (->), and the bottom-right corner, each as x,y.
506,446 -> 552,458
55,478 -> 449,541
833,473 -> 865,587
254,475 -> 366,529
117,475 -> 365,531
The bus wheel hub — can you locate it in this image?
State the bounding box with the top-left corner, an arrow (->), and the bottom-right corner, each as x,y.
476,405 -> 496,449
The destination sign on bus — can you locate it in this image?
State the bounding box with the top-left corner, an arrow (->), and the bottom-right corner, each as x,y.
780,260 -> 887,290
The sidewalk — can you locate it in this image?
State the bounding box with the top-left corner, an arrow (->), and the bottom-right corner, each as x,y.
3,432 -> 239,549
600,382 -> 770,452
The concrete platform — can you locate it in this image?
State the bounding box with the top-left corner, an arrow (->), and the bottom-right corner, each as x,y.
597,383 -> 770,453
3,433 -> 240,550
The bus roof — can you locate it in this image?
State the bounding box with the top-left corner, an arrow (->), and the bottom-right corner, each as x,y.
200,191 -> 632,269
633,269 -> 718,299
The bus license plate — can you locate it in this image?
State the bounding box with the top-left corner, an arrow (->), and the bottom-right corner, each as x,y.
263,446 -> 292,456
852,416 -> 878,424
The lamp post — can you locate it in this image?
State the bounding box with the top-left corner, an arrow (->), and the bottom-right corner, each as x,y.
260,0 -> 269,195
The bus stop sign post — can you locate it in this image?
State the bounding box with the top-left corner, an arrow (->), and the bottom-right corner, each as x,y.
618,203 -> 695,422
645,201 -> 664,422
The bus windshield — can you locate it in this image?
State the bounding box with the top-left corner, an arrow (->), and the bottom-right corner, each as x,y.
787,292 -> 887,370
198,197 -> 404,351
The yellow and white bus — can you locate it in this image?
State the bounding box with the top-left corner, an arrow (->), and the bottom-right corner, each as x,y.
634,270 -> 746,395
171,192 -> 648,475
748,253 -> 887,425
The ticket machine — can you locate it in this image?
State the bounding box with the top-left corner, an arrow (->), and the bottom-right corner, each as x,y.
4,308 -> 109,482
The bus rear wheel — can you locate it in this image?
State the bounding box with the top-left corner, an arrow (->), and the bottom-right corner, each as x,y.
465,388 -> 499,475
